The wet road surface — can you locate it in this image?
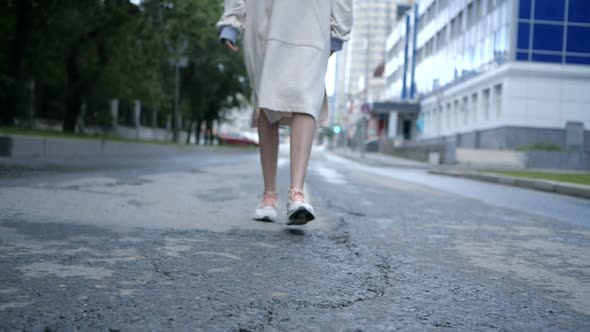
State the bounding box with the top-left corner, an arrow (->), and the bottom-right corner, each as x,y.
1,146 -> 589,331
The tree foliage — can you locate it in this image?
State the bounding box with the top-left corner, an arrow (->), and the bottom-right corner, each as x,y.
0,0 -> 249,139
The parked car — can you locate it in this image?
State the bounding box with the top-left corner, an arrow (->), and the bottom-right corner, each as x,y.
218,131 -> 259,147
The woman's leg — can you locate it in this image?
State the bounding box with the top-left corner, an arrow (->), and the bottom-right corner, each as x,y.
290,113 -> 316,191
258,110 -> 280,194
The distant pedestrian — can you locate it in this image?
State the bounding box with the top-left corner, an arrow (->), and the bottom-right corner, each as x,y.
217,0 -> 352,225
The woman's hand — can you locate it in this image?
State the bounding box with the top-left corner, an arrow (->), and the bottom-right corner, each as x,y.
223,39 -> 239,52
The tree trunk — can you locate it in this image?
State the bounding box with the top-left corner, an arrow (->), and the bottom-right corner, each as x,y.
185,119 -> 193,145
194,118 -> 202,145
2,0 -> 33,125
63,92 -> 81,133
63,23 -> 112,133
63,43 -> 81,132
206,119 -> 213,145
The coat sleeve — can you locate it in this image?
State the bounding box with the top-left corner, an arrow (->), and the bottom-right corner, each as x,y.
330,0 -> 353,51
216,0 -> 246,33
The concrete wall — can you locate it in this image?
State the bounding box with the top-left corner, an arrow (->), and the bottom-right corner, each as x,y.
112,126 -> 189,143
453,148 -> 590,170
456,148 -> 526,169
422,125 -> 590,152
381,138 -> 447,163
478,126 -> 566,150
457,132 -> 477,148
525,151 -> 590,171
0,135 -> 195,158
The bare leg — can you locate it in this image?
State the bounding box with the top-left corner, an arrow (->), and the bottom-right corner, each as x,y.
290,113 -> 316,191
258,110 -> 280,194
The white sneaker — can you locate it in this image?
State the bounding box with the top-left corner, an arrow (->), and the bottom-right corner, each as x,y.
254,192 -> 278,222
286,187 -> 315,225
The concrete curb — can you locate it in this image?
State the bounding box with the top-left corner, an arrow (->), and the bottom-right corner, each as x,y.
429,168 -> 590,200
0,134 -> 207,159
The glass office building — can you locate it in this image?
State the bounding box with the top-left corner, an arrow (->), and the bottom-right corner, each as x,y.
382,0 -> 590,151
517,0 -> 590,65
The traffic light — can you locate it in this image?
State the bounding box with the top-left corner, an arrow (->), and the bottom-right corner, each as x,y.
333,125 -> 341,134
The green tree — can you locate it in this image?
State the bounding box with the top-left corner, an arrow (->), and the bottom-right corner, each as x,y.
0,0 -> 249,138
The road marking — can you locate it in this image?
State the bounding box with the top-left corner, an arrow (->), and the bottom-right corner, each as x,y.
310,163 -> 347,185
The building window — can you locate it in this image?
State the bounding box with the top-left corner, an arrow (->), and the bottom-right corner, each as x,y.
428,3 -> 436,24
476,0 -> 484,18
494,25 -> 509,62
437,107 -> 442,135
454,100 -> 460,129
533,24 -> 564,52
463,97 -> 469,125
516,52 -> 529,61
487,0 -> 495,13
482,88 -> 490,121
437,29 -> 446,51
517,23 -> 530,49
494,84 -> 502,117
519,0 -> 531,19
534,0 -> 565,22
446,103 -> 452,129
429,109 -> 434,135
567,27 -> 590,54
471,93 -> 478,124
531,53 -> 562,63
566,56 -> 590,65
569,0 -> 590,24
467,2 -> 475,29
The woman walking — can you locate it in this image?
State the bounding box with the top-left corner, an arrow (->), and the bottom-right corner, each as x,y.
217,0 -> 353,225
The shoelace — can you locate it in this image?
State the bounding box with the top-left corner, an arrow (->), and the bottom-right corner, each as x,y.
288,187 -> 305,203
260,191 -> 278,208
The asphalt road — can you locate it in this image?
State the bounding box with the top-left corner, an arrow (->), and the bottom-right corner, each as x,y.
1,145 -> 589,331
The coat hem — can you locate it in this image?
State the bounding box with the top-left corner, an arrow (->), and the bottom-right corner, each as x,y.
251,100 -> 323,128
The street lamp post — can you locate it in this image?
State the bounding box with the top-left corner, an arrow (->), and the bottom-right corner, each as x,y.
171,56 -> 188,142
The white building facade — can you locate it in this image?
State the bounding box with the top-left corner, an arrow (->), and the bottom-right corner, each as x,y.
383,0 -> 590,151
332,0 -> 413,128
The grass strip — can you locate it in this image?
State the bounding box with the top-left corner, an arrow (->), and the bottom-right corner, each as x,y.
484,170 -> 590,186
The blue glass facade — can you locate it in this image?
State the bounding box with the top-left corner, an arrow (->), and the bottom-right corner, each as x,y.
517,0 -> 590,65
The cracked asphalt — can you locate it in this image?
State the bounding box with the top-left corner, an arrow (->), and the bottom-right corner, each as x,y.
1,145 -> 589,331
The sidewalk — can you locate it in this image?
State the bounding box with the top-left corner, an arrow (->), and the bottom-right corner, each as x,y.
328,146 -> 590,200
329,147 -> 431,169
0,133 -> 232,159
430,167 -> 590,200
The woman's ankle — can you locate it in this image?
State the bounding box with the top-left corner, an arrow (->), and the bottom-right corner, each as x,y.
288,186 -> 305,202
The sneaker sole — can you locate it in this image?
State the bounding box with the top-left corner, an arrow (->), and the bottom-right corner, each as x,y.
254,216 -> 275,223
287,207 -> 315,225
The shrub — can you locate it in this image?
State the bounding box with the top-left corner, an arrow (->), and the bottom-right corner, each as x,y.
516,143 -> 563,152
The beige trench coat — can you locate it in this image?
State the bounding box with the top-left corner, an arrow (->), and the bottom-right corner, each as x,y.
217,0 -> 353,127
